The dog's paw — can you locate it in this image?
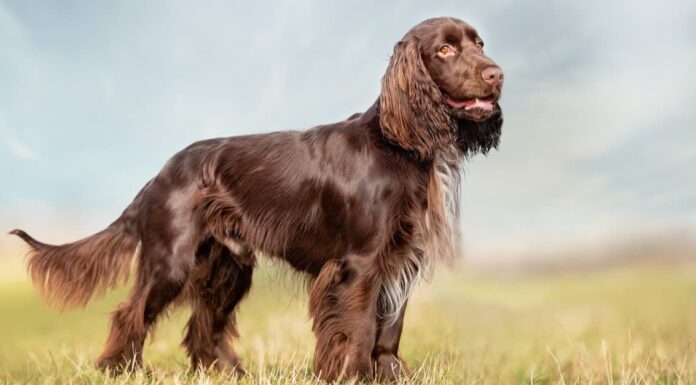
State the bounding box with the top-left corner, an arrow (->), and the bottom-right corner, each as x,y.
374,354 -> 410,382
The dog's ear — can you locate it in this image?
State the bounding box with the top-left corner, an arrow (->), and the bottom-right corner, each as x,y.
456,105 -> 503,157
380,36 -> 455,160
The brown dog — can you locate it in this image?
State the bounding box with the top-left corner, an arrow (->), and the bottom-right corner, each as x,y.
12,17 -> 503,381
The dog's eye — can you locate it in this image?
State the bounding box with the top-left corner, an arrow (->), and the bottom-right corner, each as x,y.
475,39 -> 484,49
438,44 -> 454,56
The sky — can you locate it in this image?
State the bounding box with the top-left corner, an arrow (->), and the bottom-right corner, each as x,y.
1,0 -> 695,262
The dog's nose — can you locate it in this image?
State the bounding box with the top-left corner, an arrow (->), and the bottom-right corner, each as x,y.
482,66 -> 504,86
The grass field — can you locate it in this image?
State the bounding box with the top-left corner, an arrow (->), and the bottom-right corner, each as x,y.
1,261 -> 695,385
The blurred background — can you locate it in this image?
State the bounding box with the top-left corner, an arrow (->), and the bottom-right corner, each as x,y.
0,1 -> 695,383
1,0 -> 695,271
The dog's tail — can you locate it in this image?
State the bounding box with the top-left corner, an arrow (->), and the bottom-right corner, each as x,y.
10,201 -> 141,310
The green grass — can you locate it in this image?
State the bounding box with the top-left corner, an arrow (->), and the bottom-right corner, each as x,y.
1,263 -> 695,384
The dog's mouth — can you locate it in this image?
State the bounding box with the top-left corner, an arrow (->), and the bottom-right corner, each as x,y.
443,94 -> 497,111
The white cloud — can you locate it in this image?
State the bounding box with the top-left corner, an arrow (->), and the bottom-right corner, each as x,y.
7,137 -> 36,160
0,112 -> 38,161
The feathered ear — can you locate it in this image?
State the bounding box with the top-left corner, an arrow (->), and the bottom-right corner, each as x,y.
456,106 -> 503,157
380,36 -> 455,160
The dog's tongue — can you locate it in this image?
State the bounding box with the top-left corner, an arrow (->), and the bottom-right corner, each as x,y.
446,97 -> 494,111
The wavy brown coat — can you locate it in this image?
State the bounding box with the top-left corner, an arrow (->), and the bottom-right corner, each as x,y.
11,17 -> 503,382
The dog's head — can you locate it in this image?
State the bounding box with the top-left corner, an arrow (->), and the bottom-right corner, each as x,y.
380,17 -> 504,159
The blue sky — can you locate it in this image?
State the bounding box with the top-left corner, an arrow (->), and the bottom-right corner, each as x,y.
1,0 -> 695,261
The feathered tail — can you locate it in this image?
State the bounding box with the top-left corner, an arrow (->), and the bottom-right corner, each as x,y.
10,207 -> 140,310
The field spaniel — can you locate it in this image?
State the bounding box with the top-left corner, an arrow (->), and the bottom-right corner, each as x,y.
12,17 -> 503,381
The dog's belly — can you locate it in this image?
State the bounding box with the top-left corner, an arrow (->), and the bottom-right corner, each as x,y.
235,196 -> 379,276
269,245 -> 339,276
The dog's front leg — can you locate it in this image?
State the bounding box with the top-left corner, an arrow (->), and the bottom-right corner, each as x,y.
308,255 -> 381,382
373,301 -> 411,381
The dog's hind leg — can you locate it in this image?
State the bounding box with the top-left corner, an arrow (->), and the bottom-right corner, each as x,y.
96,185 -> 202,374
96,236 -> 197,373
183,238 -> 254,374
98,280 -> 186,373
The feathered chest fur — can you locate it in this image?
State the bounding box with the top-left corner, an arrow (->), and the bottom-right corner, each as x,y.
378,146 -> 462,324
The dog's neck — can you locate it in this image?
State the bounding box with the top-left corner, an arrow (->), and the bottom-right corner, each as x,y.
361,99 -> 429,162
361,98 -> 470,163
